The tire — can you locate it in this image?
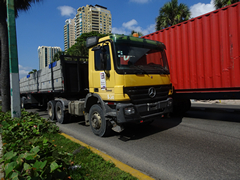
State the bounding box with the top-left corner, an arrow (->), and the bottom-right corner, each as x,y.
47,100 -> 56,121
21,97 -> 30,109
55,101 -> 68,124
89,104 -> 112,137
21,97 -> 26,109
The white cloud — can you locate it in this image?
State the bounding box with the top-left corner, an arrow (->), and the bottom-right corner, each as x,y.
112,27 -> 128,35
57,6 -> 76,17
19,65 -> 32,79
112,19 -> 155,36
129,0 -> 151,3
190,0 -> 215,18
142,24 -> 155,35
123,19 -> 138,29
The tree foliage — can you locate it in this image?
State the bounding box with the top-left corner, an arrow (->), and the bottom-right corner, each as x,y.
0,0 -> 42,112
53,51 -> 64,62
155,0 -> 190,31
213,0 -> 239,9
28,69 -> 37,74
66,31 -> 110,57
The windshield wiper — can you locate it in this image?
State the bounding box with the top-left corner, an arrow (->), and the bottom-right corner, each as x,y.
158,66 -> 169,74
129,64 -> 148,75
147,64 -> 169,74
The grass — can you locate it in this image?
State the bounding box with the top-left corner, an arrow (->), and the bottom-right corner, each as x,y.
44,133 -> 137,180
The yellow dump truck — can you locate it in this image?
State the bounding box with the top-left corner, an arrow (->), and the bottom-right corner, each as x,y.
20,34 -> 173,136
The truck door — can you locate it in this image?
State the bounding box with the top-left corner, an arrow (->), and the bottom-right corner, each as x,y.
91,44 -> 115,101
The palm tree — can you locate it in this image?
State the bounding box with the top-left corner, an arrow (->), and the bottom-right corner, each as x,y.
0,0 -> 42,112
214,0 -> 239,9
156,0 -> 190,31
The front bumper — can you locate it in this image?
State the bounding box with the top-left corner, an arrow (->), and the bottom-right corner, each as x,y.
115,98 -> 173,124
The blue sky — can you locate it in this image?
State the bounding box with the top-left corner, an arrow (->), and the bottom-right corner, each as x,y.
16,0 -> 215,78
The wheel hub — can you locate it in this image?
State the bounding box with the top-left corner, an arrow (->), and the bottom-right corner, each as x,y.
48,106 -> 52,116
91,112 -> 102,130
56,106 -> 61,119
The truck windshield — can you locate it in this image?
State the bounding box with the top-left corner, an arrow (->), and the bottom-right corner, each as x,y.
114,42 -> 169,75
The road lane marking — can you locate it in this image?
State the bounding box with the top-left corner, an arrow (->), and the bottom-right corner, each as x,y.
61,133 -> 155,180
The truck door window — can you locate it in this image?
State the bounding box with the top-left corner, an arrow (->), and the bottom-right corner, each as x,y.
95,45 -> 111,71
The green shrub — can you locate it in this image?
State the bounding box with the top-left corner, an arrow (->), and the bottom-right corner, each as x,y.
0,110 -> 72,180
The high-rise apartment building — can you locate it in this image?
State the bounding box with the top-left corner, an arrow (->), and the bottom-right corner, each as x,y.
75,4 -> 112,39
64,19 -> 75,51
38,46 -> 61,69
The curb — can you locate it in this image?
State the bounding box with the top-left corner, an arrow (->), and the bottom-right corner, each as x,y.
61,133 -> 155,180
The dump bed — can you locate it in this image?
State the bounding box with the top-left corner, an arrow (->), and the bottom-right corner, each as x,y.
20,56 -> 88,94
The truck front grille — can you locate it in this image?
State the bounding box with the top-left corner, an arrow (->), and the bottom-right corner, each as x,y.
124,85 -> 170,104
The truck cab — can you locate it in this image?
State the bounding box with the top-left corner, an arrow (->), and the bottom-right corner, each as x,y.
83,34 -> 173,136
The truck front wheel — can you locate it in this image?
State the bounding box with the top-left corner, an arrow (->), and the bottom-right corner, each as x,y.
89,104 -> 111,137
55,101 -> 68,124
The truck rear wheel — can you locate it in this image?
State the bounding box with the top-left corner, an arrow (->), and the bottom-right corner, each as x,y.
89,104 -> 111,137
48,100 -> 56,121
21,97 -> 30,109
21,97 -> 26,109
55,101 -> 68,124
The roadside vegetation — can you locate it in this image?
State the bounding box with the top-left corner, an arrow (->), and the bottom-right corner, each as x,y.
0,108 -> 137,180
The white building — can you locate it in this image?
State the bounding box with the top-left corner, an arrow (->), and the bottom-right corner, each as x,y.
38,46 -> 61,69
64,19 -> 75,51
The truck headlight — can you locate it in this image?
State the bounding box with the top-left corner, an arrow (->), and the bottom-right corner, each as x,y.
124,107 -> 135,115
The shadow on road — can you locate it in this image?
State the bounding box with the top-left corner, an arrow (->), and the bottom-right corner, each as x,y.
185,108 -> 240,123
117,116 -> 182,141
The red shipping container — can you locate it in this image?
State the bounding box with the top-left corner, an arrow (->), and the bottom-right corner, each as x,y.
142,2 -> 240,95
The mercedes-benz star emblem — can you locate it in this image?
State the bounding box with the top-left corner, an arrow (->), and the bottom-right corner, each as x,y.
148,87 -> 156,98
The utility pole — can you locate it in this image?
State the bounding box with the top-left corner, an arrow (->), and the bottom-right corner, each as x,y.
7,0 -> 21,118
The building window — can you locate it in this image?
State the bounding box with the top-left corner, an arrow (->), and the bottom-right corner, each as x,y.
45,48 -> 47,67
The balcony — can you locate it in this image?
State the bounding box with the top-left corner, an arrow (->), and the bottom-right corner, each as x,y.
92,27 -> 99,31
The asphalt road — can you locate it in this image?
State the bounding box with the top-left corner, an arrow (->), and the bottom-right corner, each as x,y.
28,104 -> 240,180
